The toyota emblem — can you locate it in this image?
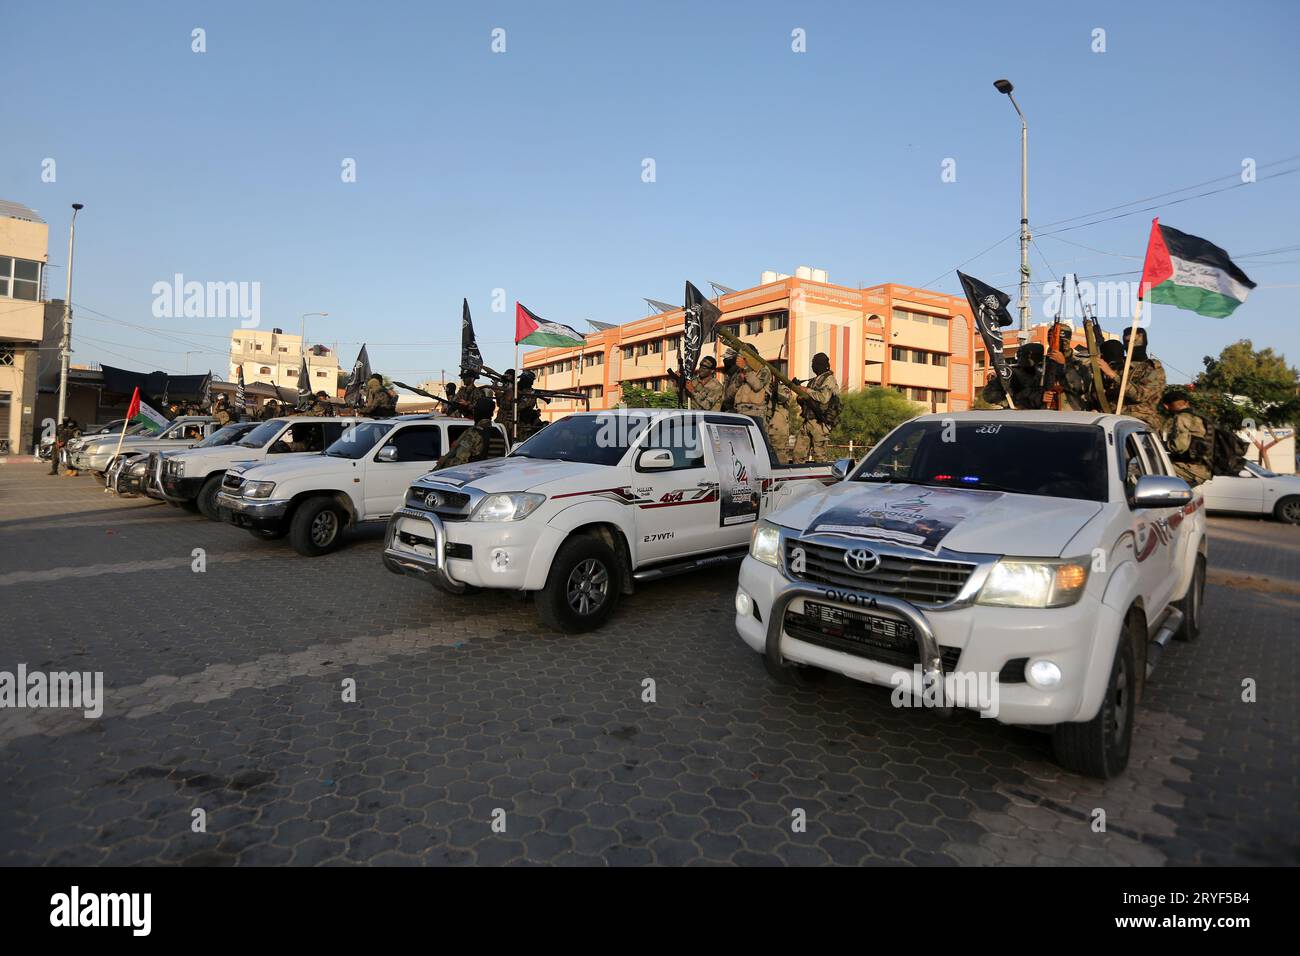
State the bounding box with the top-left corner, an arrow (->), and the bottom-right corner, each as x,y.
844,548 -> 880,574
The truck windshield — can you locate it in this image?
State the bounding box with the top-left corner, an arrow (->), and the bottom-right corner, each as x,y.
513,413 -> 663,466
854,420 -> 1109,502
236,420 -> 288,448
325,422 -> 392,459
194,424 -> 258,448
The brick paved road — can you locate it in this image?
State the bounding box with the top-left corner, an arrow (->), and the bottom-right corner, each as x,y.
1,463 -> 1296,865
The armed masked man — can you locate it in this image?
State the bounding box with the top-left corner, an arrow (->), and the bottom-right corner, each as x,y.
1161,389 -> 1213,486
685,355 -> 725,411
793,352 -> 839,462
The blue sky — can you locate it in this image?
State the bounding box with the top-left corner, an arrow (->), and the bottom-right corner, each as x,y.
7,0 -> 1298,386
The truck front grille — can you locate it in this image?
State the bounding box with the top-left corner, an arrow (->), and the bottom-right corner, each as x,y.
783,605 -> 961,670
784,540 -> 974,606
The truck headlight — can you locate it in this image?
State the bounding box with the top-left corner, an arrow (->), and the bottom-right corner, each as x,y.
129,460 -> 148,476
170,460 -> 185,477
749,521 -> 782,568
243,480 -> 277,499
469,492 -> 545,522
977,559 -> 1089,608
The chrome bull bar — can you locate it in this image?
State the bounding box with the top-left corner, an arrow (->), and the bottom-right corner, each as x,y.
382,507 -> 466,594
765,581 -> 949,711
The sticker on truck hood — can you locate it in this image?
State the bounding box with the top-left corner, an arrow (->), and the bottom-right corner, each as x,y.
807,485 -> 1002,553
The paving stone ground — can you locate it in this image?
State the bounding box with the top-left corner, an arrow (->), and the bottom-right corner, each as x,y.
1,462 -> 1296,866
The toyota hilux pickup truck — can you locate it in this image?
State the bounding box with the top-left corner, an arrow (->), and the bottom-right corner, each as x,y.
735,411 -> 1206,778
216,415 -> 508,555
109,421 -> 260,501
69,415 -> 218,475
382,409 -> 836,633
157,416 -> 353,518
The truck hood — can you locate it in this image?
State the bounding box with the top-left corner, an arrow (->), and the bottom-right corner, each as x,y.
768,481 -> 1104,558
227,453 -> 334,484
419,456 -> 620,494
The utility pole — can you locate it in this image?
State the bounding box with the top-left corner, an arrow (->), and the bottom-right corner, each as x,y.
994,79 -> 1030,339
56,203 -> 84,423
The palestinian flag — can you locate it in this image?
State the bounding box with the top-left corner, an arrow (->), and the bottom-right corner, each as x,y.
125,387 -> 169,434
1139,219 -> 1256,318
515,303 -> 585,346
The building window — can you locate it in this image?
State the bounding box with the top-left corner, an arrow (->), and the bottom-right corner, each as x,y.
649,340 -> 662,354
891,346 -> 909,362
0,256 -> 42,300
259,366 -> 271,374
315,370 -> 328,379
745,318 -> 764,336
623,346 -> 634,360
585,352 -> 603,366
932,353 -> 949,368
0,347 -> 15,366
769,312 -> 789,331
590,385 -> 604,398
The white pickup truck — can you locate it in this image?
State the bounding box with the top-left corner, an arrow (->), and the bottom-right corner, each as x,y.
216,415 -> 507,555
383,409 -> 836,632
736,411 -> 1206,778
159,416 -> 354,518
69,415 -> 218,474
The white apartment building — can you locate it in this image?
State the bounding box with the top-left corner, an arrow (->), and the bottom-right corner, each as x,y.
229,328 -> 341,395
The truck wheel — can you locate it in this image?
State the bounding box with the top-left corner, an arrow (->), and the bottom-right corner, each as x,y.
1173,554 -> 1205,642
1051,623 -> 1136,779
196,476 -> 224,521
537,536 -> 621,633
289,497 -> 346,556
1273,495 -> 1300,525
762,654 -> 826,687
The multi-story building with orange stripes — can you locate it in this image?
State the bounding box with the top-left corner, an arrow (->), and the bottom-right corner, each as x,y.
522,271 -> 982,419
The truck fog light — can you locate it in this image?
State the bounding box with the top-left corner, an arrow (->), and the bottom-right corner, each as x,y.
735,589 -> 753,617
490,548 -> 511,572
1027,659 -> 1062,689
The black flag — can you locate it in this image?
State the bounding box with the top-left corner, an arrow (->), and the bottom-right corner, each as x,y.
957,271 -> 1016,407
296,357 -> 312,407
461,298 -> 483,376
345,344 -> 371,407
679,281 -> 721,404
234,367 -> 247,414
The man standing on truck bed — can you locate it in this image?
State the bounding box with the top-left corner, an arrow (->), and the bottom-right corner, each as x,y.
793,352 -> 839,462
731,350 -> 773,439
1161,389 -> 1213,486
686,355 -> 725,411
1095,328 -> 1166,429
435,397 -> 496,469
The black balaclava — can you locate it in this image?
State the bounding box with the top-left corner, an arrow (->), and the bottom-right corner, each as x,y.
811,352 -> 830,375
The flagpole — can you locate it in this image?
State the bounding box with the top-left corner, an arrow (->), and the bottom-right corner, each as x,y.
1113,298 -> 1143,416
513,343 -> 520,445
110,387 -> 136,475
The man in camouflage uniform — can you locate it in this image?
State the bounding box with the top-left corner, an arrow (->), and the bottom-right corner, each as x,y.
1045,328 -> 1093,411
514,371 -> 543,441
359,374 -> 396,418
731,350 -> 773,439
307,390 -> 334,416
685,355 -> 725,411
720,350 -> 740,412
1161,389 -> 1212,486
454,371 -> 488,418
492,370 -> 517,440
793,352 -> 839,462
1098,328 -> 1165,429
259,399 -> 280,421
767,380 -> 799,464
212,394 -> 234,427
436,397 -> 496,469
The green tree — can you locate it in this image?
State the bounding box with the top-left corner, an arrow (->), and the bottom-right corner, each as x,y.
618,382 -> 680,409
829,387 -> 921,452
1195,339 -> 1300,429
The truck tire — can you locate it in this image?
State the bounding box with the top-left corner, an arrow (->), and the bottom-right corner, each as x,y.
1273,495 -> 1300,525
1051,622 -> 1136,778
1173,554 -> 1205,642
537,536 -> 621,633
289,497 -> 346,556
196,476 -> 223,521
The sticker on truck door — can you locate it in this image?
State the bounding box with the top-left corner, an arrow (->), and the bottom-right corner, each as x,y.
807,485 -> 1001,552
709,424 -> 761,527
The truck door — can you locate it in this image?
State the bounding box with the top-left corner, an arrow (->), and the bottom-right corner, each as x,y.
1121,430 -> 1180,620
631,415 -> 719,562
704,420 -> 764,550
364,424 -> 443,517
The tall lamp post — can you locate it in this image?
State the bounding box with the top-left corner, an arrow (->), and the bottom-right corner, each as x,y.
56,203 -> 84,424
300,312 -> 328,350
994,79 -> 1030,339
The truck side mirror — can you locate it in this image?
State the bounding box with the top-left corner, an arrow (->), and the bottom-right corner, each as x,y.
1131,474 -> 1192,509
637,448 -> 674,470
831,458 -> 854,481
376,445 -> 399,463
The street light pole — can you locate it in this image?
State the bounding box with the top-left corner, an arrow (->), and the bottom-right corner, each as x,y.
300,312 -> 328,351
994,79 -> 1030,339
56,203 -> 84,424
